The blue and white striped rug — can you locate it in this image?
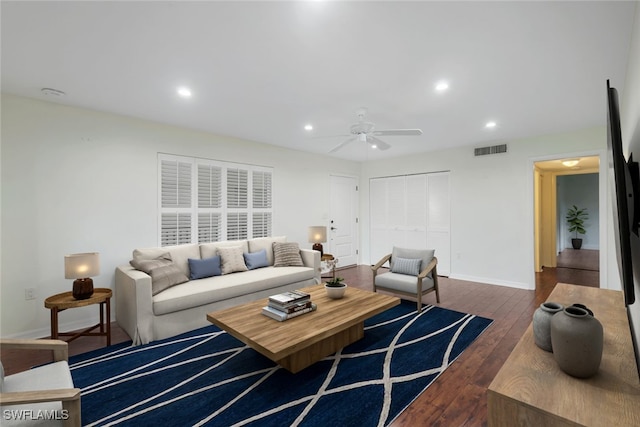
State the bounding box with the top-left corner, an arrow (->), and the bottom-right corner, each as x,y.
69,300 -> 492,426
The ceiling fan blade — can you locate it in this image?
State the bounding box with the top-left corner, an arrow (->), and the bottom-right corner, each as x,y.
373,129 -> 423,136
329,136 -> 357,153
368,136 -> 391,151
311,133 -> 351,140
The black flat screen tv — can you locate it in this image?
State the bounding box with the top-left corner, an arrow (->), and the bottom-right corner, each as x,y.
606,80 -> 640,380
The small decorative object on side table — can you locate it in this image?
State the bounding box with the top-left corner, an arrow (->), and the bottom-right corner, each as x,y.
321,254 -> 338,279
44,287 -> 112,346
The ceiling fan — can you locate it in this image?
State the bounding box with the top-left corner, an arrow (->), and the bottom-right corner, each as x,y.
328,107 -> 423,153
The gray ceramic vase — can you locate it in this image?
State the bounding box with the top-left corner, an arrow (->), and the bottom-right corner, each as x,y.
533,302 -> 564,352
550,305 -> 603,378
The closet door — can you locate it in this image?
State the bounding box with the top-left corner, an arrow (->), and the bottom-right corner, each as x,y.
427,172 -> 450,276
369,172 -> 450,275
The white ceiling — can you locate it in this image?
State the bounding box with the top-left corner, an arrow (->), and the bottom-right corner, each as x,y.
1,1 -> 636,162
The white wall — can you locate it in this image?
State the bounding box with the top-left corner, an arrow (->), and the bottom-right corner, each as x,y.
0,94 -> 360,338
361,127 -> 606,290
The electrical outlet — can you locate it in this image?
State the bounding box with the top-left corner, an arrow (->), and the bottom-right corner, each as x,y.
25,288 -> 36,300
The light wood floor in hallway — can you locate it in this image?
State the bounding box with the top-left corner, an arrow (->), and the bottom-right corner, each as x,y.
1,265 -> 598,426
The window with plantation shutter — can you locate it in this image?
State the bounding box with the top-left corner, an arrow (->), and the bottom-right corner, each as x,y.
158,154 -> 273,246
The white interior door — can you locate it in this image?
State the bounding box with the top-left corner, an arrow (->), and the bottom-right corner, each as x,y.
329,175 -> 358,267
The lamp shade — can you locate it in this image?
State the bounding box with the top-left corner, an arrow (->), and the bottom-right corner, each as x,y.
308,226 -> 327,244
64,252 -> 100,279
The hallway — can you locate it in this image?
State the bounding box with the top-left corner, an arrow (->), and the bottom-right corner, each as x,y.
537,249 -> 600,292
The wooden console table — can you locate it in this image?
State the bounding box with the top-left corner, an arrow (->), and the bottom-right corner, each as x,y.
488,283 -> 640,426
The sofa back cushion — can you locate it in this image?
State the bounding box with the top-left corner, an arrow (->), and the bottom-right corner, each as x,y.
133,243 -> 200,278
247,236 -> 286,265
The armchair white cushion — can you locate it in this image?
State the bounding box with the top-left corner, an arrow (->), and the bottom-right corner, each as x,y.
372,247 -> 440,312
0,339 -> 81,426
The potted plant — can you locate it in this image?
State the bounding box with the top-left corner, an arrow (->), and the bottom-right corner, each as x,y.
325,277 -> 347,299
566,205 -> 588,250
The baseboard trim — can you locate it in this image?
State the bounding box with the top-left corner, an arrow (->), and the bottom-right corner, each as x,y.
3,314 -> 106,340
448,274 -> 533,290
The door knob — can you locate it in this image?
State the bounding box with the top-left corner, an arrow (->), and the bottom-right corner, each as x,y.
331,227 -> 337,230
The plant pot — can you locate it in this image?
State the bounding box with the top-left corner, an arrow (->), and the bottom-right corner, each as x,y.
550,305 -> 603,378
533,302 -> 564,352
571,238 -> 583,250
325,283 -> 347,299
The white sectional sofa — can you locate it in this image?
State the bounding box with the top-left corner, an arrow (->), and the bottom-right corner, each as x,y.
115,236 -> 320,345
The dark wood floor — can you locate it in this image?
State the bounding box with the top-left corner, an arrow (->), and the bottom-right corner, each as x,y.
1,264 -> 595,426
553,249 -> 600,288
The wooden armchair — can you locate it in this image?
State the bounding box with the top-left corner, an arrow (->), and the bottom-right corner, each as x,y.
0,339 -> 81,427
372,247 -> 440,312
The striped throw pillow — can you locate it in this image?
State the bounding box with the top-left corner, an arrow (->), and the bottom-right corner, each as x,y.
391,257 -> 422,276
273,242 -> 304,267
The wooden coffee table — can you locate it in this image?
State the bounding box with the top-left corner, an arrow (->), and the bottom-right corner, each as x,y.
207,284 -> 400,373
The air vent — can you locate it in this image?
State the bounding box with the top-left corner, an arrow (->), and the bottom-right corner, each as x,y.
474,144 -> 507,156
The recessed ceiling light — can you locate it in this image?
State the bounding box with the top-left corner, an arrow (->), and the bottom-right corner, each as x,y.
304,124 -> 313,131
435,81 -> 449,92
485,121 -> 497,129
177,87 -> 192,98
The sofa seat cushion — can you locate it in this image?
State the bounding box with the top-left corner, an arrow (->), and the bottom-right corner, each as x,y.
152,266 -> 315,315
375,272 -> 435,294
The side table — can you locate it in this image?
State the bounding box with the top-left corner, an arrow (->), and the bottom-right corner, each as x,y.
44,287 -> 112,346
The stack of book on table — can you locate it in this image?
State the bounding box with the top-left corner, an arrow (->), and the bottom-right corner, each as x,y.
262,290 -> 316,321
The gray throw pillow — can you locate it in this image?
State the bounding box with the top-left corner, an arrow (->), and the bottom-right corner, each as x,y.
391,257 -> 422,276
130,253 -> 189,296
273,242 -> 304,267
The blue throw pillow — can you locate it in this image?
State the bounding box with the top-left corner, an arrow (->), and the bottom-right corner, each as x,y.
391,257 -> 422,276
188,256 -> 221,280
244,249 -> 269,270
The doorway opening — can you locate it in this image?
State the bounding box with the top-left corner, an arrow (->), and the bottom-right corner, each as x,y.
534,156 -> 601,292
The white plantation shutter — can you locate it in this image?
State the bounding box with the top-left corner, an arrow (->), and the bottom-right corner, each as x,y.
227,168 -> 248,209
227,212 -> 248,241
198,212 -> 222,243
253,212 -> 272,237
161,213 -> 192,246
198,164 -> 222,208
253,171 -> 272,209
161,160 -> 191,208
160,158 -> 193,246
159,154 -> 272,246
